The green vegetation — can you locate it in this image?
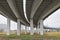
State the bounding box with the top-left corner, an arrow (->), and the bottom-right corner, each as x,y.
0,32 -> 60,40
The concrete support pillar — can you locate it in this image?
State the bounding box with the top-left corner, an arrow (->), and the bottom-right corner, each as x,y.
25,26 -> 27,34
30,18 -> 34,35
37,23 -> 40,34
17,19 -> 21,36
6,18 -> 10,35
40,19 -> 44,35
35,27 -> 37,33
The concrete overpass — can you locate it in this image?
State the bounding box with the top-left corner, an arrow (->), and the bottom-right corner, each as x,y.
0,0 -> 60,35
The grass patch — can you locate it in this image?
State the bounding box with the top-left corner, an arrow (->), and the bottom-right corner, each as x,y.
0,32 -> 60,40
8,34 -> 20,39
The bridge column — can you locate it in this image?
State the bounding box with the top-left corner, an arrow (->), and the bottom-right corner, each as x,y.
30,18 -> 34,35
40,19 -> 44,35
25,26 -> 27,34
6,18 -> 10,35
17,19 -> 21,36
37,23 -> 40,34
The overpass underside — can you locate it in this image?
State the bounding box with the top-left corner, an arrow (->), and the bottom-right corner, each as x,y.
0,0 -> 60,35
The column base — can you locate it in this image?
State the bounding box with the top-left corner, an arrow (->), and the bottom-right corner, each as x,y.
30,33 -> 34,35
37,29 -> 40,34
6,33 -> 10,35
17,33 -> 20,36
25,32 -> 27,34
40,31 -> 43,35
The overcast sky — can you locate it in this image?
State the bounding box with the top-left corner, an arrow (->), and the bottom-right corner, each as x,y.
44,9 -> 60,28
0,15 -> 30,30
0,15 -> 17,30
0,9 -> 60,30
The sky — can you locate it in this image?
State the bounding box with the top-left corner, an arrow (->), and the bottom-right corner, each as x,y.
0,15 -> 17,30
43,9 -> 60,28
0,9 -> 60,30
0,15 -> 30,30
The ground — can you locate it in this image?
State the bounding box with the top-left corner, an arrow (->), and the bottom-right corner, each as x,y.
0,32 -> 60,40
